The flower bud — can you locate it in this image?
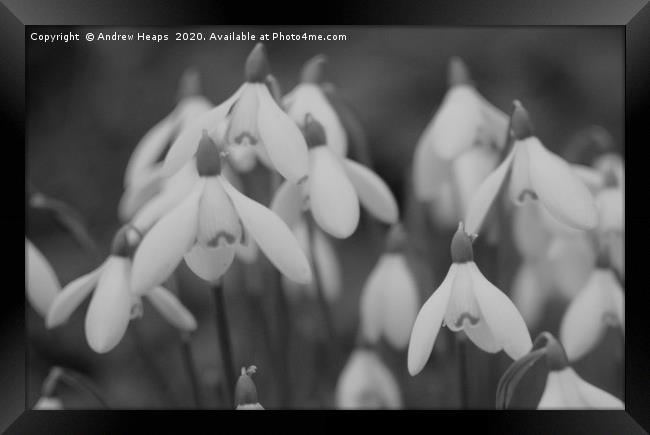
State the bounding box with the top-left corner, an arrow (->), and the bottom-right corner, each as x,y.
235,366 -> 261,408
447,57 -> 473,87
244,43 -> 271,83
302,114 -> 327,148
195,130 -> 223,176
385,223 -> 408,254
110,224 -> 142,258
301,55 -> 328,84
450,222 -> 474,263
511,101 -> 534,140
533,332 -> 569,371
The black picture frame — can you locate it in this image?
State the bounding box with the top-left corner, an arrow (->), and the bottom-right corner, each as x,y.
5,0 -> 649,433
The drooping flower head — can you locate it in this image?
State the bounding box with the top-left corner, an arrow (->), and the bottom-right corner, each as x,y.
131,131 -> 312,294
497,332 -> 623,409
272,114 -> 398,239
235,365 -> 264,410
408,222 -> 532,376
359,223 -> 419,350
46,224 -> 197,353
465,101 -> 599,236
335,348 -> 402,409
412,57 -> 506,232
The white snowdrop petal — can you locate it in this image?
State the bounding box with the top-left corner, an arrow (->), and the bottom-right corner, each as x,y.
175,96 -> 213,126
226,83 -> 260,146
547,236 -> 595,300
512,201 -> 550,260
427,184 -> 461,228
572,369 -> 624,409
360,257 -> 389,344
511,262 -> 550,329
336,350 -> 401,409
26,239 -> 61,318
571,164 -> 605,193
46,262 -> 106,328
469,262 -> 532,360
184,244 -> 236,283
220,177 -> 312,285
526,138 -> 598,230
131,180 -> 203,295
478,95 -> 509,149
124,114 -> 177,187
34,396 -> 64,410
235,227 -> 259,264
227,145 -> 258,172
508,141 -> 534,204
163,85 -> 244,177
312,228 -> 342,302
197,177 -> 241,248
131,162 -> 199,233
537,371 -> 566,409
270,179 -> 304,229
343,158 -> 399,224
256,85 -> 309,184
118,167 -> 165,222
407,264 -> 456,376
464,147 -> 515,236
412,133 -> 451,201
431,86 -> 484,159
286,84 -> 348,156
559,269 -> 622,362
85,258 -> 132,353
451,146 -> 499,218
596,188 -> 624,234
309,147 -> 360,238
381,255 -> 419,349
146,286 -> 197,331
464,320 -> 501,353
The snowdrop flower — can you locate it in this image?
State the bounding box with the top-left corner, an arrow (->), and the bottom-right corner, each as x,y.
235,366 -> 264,410
413,58 -> 505,233
131,131 -> 312,294
465,101 -> 599,235
408,222 -> 531,376
559,265 -> 624,362
283,55 -> 347,156
360,224 -> 419,350
46,225 -> 197,353
26,238 -> 60,318
282,218 -> 341,302
497,332 -> 623,409
223,43 -> 309,184
335,348 -> 402,409
537,334 -> 623,409
272,115 -> 398,239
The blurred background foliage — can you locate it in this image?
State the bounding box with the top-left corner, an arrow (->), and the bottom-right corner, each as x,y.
27,26 -> 623,408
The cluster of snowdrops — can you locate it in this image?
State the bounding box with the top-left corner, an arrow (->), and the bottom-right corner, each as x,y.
26,43 -> 624,409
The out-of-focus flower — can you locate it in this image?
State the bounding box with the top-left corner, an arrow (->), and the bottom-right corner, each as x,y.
335,348 -> 402,409
235,366 -> 264,410
284,55 -> 347,157
497,332 -> 623,409
131,132 -> 312,294
465,101 -> 598,235
413,58 -> 505,234
33,396 -> 63,410
46,225 -> 197,353
559,267 -> 624,362
408,223 -> 531,376
26,238 -> 61,318
272,115 -> 398,239
360,224 -> 419,350
282,218 -> 341,302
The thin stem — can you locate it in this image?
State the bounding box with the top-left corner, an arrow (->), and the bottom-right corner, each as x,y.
180,332 -> 203,408
57,369 -> 110,409
305,216 -> 338,348
271,266 -> 292,407
212,281 -> 236,407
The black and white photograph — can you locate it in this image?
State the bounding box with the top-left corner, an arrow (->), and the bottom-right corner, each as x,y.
3,0 -> 650,432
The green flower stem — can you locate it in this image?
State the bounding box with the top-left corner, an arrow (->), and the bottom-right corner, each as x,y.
212,281 -> 236,407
